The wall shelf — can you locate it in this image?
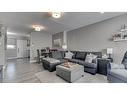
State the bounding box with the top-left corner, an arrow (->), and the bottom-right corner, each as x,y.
113,28 -> 127,42
120,29 -> 127,32
113,38 -> 127,42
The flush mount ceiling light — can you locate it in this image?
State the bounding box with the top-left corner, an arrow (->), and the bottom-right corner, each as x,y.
51,12 -> 62,18
31,25 -> 45,31
7,45 -> 16,49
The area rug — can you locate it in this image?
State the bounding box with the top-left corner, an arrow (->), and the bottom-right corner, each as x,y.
35,70 -> 108,83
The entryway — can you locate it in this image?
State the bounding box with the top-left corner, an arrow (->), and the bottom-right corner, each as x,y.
7,38 -> 30,60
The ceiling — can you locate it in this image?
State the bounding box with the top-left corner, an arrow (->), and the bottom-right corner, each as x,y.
0,12 -> 125,35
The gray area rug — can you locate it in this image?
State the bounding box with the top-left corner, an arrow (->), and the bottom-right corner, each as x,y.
35,70 -> 108,83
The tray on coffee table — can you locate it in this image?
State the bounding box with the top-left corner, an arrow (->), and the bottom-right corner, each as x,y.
60,62 -> 77,68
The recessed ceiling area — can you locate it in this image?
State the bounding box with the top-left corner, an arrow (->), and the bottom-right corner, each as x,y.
0,12 -> 125,35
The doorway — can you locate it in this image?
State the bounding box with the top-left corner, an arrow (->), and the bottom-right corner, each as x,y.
7,38 -> 30,59
17,40 -> 26,58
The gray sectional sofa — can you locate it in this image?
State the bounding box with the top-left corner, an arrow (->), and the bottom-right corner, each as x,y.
42,50 -> 102,74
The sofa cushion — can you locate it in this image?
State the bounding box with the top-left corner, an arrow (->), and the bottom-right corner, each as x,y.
68,58 -> 80,63
84,62 -> 97,69
109,69 -> 127,82
75,52 -> 87,60
68,59 -> 85,66
52,51 -> 63,59
77,60 -> 86,66
57,58 -> 66,63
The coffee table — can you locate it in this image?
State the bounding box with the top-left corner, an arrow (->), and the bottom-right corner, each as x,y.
56,62 -> 84,82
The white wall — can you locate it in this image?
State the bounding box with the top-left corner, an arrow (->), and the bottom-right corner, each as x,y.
30,31 -> 52,61
67,13 -> 127,64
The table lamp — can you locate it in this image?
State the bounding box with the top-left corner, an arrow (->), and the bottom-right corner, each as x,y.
107,48 -> 113,58
62,44 -> 67,50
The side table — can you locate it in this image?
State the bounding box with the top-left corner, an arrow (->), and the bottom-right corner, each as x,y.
97,58 -> 110,75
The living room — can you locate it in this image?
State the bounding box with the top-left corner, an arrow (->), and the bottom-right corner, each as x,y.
30,12 -> 127,83
0,12 -> 127,83
1,0 -> 127,95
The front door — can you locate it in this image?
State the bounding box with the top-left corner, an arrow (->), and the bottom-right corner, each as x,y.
17,40 -> 24,58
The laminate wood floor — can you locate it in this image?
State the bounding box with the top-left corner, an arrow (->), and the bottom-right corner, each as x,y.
2,58 -> 43,83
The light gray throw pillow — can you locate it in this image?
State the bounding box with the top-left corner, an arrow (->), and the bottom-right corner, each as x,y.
85,53 -> 97,63
65,51 -> 74,59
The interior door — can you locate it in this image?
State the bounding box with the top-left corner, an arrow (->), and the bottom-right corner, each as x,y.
17,40 -> 24,58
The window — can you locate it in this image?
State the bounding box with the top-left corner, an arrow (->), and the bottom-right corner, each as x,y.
7,45 -> 16,49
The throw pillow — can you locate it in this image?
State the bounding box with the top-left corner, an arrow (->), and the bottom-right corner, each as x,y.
75,52 -> 87,60
91,53 -> 97,59
85,53 -> 97,63
65,51 -> 74,59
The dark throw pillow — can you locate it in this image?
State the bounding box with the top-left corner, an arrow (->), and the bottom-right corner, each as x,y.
75,52 -> 86,60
